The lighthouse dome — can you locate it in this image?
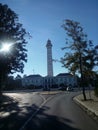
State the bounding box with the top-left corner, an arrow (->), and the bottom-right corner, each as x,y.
46,39 -> 52,47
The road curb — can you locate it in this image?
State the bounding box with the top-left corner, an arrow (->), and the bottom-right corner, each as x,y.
73,96 -> 98,123
38,91 -> 63,95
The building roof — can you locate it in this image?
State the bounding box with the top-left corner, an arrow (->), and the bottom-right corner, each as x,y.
27,74 -> 42,78
56,73 -> 73,77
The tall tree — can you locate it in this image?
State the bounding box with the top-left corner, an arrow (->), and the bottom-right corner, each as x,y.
0,3 -> 29,91
61,19 -> 98,100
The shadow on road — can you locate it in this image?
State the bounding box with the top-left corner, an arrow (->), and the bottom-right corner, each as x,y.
0,94 -> 40,130
23,105 -> 80,130
0,94 -> 80,130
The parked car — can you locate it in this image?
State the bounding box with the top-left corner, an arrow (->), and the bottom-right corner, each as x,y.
66,87 -> 73,91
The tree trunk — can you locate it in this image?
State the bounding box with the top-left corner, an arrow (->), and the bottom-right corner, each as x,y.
0,74 -> 6,95
79,53 -> 87,101
0,78 -> 2,95
82,86 -> 86,101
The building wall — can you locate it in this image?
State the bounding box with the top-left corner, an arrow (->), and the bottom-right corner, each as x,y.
22,75 -> 43,87
21,73 -> 77,88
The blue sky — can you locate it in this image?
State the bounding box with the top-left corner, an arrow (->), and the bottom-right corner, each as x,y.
0,0 -> 98,77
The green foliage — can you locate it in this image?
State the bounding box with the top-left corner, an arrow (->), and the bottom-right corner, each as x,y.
61,19 -> 98,78
61,19 -> 98,100
0,3 -> 28,73
2,76 -> 22,90
94,74 -> 98,96
0,3 -> 30,89
95,86 -> 98,97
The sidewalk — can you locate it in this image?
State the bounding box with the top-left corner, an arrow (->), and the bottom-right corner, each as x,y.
73,91 -> 98,121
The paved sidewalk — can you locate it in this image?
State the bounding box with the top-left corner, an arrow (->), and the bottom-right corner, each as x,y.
73,91 -> 98,121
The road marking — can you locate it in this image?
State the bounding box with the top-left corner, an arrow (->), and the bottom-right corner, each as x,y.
19,94 -> 56,130
39,94 -> 46,102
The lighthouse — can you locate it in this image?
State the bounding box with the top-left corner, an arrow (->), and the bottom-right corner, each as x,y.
46,39 -> 53,77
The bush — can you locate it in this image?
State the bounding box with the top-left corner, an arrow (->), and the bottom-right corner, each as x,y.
94,79 -> 98,96
95,86 -> 98,97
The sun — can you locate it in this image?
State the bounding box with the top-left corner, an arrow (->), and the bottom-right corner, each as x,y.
0,43 -> 12,52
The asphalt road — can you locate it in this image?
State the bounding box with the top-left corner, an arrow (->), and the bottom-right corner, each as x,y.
0,91 -> 44,130
20,91 -> 98,130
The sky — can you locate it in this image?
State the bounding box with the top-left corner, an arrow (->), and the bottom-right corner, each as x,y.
0,0 -> 98,77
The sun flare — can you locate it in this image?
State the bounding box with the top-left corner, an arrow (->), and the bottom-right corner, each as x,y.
0,43 -> 12,52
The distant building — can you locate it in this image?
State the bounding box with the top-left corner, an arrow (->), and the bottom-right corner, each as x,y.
22,73 -> 77,88
22,74 -> 43,88
21,40 -> 77,89
54,73 -> 77,87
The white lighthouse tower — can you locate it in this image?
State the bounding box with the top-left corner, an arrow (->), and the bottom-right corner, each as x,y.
46,39 -> 53,77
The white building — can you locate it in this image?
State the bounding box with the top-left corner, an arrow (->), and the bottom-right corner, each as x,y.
22,73 -> 77,88
54,73 -> 77,87
22,74 -> 43,88
21,40 -> 77,89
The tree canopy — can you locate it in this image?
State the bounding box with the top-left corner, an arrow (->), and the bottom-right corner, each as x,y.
61,19 -> 98,100
0,3 -> 29,89
0,3 -> 29,74
61,19 -> 98,76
